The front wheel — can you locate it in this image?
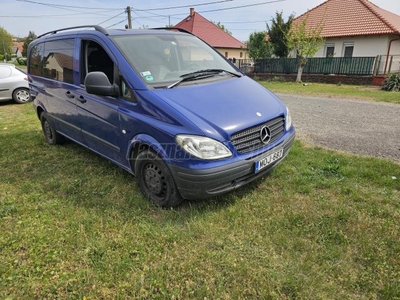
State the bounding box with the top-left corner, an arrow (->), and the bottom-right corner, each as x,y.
135,150 -> 183,208
12,88 -> 31,104
40,113 -> 64,145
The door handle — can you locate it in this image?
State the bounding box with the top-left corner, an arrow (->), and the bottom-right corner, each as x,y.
65,91 -> 75,99
77,96 -> 87,104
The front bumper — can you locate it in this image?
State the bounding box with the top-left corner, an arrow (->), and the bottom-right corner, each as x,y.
169,129 -> 295,200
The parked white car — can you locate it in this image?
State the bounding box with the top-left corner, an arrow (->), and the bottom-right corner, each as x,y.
0,64 -> 31,104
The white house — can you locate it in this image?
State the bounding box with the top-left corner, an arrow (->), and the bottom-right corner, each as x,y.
294,0 -> 400,75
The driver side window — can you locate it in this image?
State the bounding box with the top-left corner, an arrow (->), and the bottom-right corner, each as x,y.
120,76 -> 137,103
82,41 -> 114,84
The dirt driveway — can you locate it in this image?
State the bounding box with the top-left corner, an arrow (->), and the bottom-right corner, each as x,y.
278,93 -> 400,162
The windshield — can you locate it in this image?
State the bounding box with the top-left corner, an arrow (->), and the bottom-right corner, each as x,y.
112,32 -> 239,86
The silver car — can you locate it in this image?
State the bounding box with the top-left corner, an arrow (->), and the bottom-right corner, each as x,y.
0,63 -> 31,104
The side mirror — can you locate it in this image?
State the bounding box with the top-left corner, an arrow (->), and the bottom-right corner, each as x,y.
84,72 -> 119,97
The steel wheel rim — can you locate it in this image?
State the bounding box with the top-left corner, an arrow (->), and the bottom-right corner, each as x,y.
44,120 -> 53,141
144,163 -> 167,197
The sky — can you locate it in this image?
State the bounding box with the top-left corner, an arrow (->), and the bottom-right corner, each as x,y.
1,0 -> 400,42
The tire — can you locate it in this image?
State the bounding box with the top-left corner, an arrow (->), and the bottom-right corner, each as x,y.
40,113 -> 64,145
135,150 -> 183,208
12,88 -> 31,104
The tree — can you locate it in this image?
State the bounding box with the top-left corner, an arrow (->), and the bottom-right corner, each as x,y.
22,31 -> 37,57
247,31 -> 272,60
267,11 -> 294,58
212,21 -> 232,35
287,17 -> 324,82
0,27 -> 13,61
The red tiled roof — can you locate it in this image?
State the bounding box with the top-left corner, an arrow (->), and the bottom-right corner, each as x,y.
294,0 -> 400,38
174,9 -> 247,49
53,53 -> 73,70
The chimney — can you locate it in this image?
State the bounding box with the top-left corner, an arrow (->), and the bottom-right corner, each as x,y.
190,8 -> 195,16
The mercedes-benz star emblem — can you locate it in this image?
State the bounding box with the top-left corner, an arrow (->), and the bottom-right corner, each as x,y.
260,126 -> 271,144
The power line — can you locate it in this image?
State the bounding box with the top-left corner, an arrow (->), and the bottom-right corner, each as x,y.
97,11 -> 126,26
106,19 -> 127,29
128,0 -> 285,19
132,10 -> 169,25
0,13 -> 116,18
16,0 -> 122,10
133,0 -> 233,11
169,0 -> 285,16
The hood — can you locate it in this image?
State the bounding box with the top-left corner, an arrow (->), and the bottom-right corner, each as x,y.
152,76 -> 285,141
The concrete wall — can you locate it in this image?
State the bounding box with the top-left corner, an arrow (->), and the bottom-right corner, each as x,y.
315,35 -> 392,58
388,36 -> 400,55
215,48 -> 248,60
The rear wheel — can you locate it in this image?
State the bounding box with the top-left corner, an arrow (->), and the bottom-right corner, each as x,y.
12,88 -> 31,104
40,113 -> 64,145
135,150 -> 183,208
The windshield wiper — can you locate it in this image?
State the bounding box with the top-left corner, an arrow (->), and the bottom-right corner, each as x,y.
182,69 -> 242,78
167,69 -> 241,89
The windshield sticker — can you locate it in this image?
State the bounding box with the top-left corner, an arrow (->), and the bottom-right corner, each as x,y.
145,75 -> 154,81
140,71 -> 152,77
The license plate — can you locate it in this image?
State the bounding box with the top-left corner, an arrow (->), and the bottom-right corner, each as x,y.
255,149 -> 284,173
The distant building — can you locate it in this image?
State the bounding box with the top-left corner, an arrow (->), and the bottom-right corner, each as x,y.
174,8 -> 248,61
12,40 -> 24,58
293,0 -> 400,74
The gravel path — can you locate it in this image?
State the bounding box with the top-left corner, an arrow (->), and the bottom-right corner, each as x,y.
277,93 -> 400,162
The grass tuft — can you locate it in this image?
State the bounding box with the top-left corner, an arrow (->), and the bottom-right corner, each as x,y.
1,102 -> 399,299
259,81 -> 400,104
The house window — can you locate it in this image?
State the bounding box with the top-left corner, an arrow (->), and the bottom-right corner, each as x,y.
324,44 -> 335,57
343,43 -> 354,58
225,52 -> 228,58
240,52 -> 243,58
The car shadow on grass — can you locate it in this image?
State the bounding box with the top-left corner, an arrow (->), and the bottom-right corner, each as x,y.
8,129 -> 274,224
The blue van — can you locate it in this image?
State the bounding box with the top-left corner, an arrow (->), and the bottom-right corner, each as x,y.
28,25 -> 295,207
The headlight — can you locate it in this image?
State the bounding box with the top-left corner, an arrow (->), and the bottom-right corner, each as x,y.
285,106 -> 292,131
176,135 -> 232,160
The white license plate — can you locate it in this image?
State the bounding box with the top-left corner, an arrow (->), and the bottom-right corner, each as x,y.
255,149 -> 284,173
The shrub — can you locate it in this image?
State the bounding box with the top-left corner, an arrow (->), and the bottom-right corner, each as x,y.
16,57 -> 27,65
381,74 -> 400,92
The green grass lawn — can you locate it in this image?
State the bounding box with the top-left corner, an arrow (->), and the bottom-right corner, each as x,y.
1,103 -> 399,299
259,81 -> 400,104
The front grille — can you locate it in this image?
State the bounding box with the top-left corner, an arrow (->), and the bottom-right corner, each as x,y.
231,116 -> 285,154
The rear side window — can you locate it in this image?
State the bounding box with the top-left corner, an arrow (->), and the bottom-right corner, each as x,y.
43,39 -> 74,84
29,43 -> 45,76
0,66 -> 12,79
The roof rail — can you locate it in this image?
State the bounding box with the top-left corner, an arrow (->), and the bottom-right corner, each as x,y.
37,25 -> 108,39
150,27 -> 194,36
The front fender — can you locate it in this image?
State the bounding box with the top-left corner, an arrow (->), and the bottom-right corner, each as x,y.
127,133 -> 172,174
33,99 -> 47,120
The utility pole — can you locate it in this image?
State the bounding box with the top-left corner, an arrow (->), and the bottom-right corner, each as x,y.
126,6 -> 132,29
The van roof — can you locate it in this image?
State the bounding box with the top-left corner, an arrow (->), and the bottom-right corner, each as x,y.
37,25 -> 192,39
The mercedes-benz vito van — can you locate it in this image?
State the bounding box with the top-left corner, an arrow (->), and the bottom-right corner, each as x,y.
28,25 -> 295,207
